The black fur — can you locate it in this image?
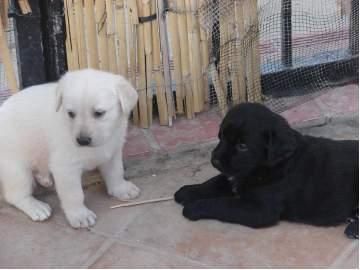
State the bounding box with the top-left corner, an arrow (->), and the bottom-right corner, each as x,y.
175,103 -> 359,235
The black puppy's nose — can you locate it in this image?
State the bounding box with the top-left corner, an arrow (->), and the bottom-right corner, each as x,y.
76,136 -> 92,146
211,158 -> 221,169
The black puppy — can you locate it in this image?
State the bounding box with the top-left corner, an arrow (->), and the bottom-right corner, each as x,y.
175,103 -> 358,237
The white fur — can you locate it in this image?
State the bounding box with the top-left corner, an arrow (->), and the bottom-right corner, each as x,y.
0,69 -> 140,228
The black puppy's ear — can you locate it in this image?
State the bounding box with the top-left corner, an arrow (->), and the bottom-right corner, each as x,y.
265,124 -> 297,167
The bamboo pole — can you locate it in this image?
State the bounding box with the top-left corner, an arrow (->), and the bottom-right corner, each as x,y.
189,0 -> 203,112
74,0 -> 88,69
151,0 -> 168,125
227,3 -> 240,105
106,0 -> 118,73
157,0 -> 175,123
63,0 -> 74,69
218,2 -> 230,105
84,0 -> 99,69
142,0 -> 153,126
167,0 -> 184,114
17,0 -> 32,15
115,0 -> 128,77
95,0 -> 109,70
199,0 -> 210,104
248,0 -> 262,102
68,0 -> 80,69
0,1 -> 9,29
209,61 -> 227,116
136,0 -> 149,128
176,0 -> 193,119
234,0 -> 247,104
0,12 -> 18,93
126,0 -> 140,125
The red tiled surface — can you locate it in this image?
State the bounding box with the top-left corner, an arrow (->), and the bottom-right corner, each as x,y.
123,125 -> 152,159
315,84 -> 359,115
123,84 -> 358,160
150,111 -> 221,151
280,99 -> 323,125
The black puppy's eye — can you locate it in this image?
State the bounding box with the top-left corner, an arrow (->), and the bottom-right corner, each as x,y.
236,143 -> 248,152
94,110 -> 106,118
68,111 -> 76,119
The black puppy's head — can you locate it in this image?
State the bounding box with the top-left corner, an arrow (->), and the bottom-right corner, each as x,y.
211,103 -> 298,178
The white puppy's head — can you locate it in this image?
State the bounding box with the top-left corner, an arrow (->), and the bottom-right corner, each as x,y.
55,69 -> 138,147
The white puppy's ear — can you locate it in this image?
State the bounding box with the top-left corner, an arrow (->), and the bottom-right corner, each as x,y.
55,74 -> 67,112
55,83 -> 63,112
115,76 -> 138,115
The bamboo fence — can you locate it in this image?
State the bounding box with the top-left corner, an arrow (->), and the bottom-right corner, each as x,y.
64,0 -> 262,128
0,0 -> 24,94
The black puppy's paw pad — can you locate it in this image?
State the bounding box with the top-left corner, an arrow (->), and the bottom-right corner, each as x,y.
182,206 -> 202,221
182,201 -> 208,221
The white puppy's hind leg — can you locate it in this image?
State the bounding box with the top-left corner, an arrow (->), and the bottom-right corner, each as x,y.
99,151 -> 140,201
0,164 -> 52,221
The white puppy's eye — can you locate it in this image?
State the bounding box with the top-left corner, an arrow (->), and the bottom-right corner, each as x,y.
94,110 -> 106,118
236,143 -> 248,152
68,111 -> 76,119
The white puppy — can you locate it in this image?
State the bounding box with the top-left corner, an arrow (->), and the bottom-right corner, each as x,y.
0,69 -> 140,228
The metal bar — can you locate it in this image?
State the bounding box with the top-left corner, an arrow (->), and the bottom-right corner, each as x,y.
350,0 -> 359,56
156,0 -> 174,126
14,0 -> 46,88
39,0 -> 67,81
281,0 -> 292,68
261,57 -> 358,96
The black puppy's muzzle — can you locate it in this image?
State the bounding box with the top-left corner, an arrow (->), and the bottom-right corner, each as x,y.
211,150 -> 224,171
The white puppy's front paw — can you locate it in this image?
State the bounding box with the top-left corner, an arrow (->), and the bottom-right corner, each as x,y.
17,197 -> 52,222
108,181 -> 140,201
65,206 -> 97,229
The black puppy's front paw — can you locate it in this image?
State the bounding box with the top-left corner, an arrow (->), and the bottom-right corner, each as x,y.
174,185 -> 200,205
182,201 -> 208,221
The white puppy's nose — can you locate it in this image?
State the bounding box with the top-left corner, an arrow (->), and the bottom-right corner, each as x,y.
76,136 -> 92,146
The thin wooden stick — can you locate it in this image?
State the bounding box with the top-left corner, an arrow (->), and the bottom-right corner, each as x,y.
110,196 -> 173,209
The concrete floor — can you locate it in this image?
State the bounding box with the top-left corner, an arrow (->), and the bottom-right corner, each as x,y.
0,85 -> 358,267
